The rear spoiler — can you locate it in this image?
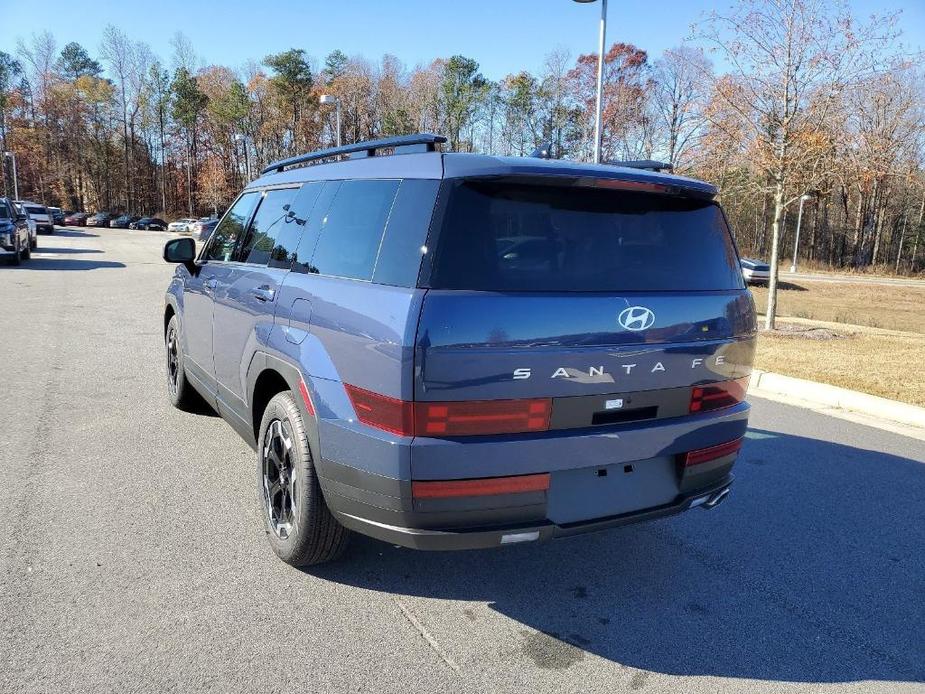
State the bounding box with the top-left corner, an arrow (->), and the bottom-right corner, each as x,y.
459,174 -> 717,201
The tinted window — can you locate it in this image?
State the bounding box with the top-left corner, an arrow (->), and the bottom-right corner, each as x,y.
372,179 -> 440,287
269,182 -> 325,270
428,181 -> 744,292
0,203 -> 10,219
205,192 -> 259,262
25,206 -> 45,215
309,180 -> 400,281
238,188 -> 298,265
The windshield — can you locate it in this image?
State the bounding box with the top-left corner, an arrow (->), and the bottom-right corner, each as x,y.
428,180 -> 744,292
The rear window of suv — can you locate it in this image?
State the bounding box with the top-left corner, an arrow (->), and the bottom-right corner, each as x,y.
25,206 -> 46,215
427,180 -> 744,292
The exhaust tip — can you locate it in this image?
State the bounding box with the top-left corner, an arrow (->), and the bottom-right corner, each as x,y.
702,488 -> 730,510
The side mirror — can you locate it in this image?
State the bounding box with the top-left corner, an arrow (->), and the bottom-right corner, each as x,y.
163,237 -> 197,272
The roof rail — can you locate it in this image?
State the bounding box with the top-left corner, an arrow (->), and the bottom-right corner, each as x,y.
609,159 -> 674,173
260,133 -> 447,175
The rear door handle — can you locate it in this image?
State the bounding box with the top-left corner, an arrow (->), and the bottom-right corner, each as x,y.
251,285 -> 276,302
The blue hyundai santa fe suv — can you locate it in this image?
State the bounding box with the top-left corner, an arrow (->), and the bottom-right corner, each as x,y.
163,134 -> 756,566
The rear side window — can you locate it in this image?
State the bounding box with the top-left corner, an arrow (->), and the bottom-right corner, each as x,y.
372,179 -> 440,287
270,182 -> 326,270
238,187 -> 298,265
0,203 -> 10,219
427,181 -> 743,292
206,192 -> 259,262
309,179 -> 400,281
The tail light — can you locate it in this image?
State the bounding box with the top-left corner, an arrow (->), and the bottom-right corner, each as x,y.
415,398 -> 551,436
344,385 -> 552,437
684,437 -> 743,467
343,385 -> 414,436
412,473 -> 550,498
690,377 -> 749,413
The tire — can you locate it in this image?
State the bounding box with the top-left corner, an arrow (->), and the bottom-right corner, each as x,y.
258,391 -> 350,566
8,239 -> 21,266
165,315 -> 197,410
22,241 -> 31,260
31,236 -> 37,250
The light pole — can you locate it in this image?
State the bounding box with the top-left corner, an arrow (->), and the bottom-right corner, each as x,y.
320,94 -> 341,148
573,0 -> 607,164
790,193 -> 814,274
4,151 -> 18,200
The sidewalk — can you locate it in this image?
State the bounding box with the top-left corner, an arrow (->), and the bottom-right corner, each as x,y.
749,368 -> 925,436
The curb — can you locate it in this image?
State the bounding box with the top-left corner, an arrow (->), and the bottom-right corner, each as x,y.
748,369 -> 925,430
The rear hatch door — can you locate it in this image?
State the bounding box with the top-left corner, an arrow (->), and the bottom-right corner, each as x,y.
415,177 -> 756,414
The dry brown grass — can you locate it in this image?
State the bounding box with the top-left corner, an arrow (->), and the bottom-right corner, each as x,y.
755,322 -> 925,407
749,281 -> 925,334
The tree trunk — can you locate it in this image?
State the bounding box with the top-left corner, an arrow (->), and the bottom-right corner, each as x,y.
894,211 -> 908,274
764,180 -> 785,331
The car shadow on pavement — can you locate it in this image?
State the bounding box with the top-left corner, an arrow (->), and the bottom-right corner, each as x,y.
52,229 -> 100,238
4,257 -> 125,271
33,247 -> 104,254
309,429 -> 924,685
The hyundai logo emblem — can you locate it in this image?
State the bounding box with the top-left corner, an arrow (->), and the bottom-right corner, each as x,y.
618,306 -> 656,331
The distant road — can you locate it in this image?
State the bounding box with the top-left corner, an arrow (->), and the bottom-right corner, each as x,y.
787,271 -> 925,288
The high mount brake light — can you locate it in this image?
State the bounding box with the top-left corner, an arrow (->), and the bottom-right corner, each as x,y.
684,438 -> 743,467
344,385 -> 552,437
690,377 -> 750,414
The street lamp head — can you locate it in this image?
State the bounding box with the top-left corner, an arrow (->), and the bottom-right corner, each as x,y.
319,94 -> 338,105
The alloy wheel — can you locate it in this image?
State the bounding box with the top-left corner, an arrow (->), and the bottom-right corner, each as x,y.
262,419 -> 298,539
166,327 -> 180,395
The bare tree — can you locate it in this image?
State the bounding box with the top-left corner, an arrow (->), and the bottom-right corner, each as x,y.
100,25 -> 134,210
693,0 -> 900,329
651,46 -> 711,169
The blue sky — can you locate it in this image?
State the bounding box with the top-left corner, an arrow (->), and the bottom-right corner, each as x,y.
2,0 -> 923,79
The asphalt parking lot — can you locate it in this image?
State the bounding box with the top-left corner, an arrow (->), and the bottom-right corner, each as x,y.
1,227 -> 923,694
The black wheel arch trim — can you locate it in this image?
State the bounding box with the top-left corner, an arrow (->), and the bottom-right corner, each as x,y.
246,351 -> 324,475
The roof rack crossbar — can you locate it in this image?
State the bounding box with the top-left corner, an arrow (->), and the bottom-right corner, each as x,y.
261,133 -> 447,174
608,159 -> 674,173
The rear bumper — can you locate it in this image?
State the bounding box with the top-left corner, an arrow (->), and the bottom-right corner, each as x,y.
331,475 -> 733,550
317,401 -> 749,550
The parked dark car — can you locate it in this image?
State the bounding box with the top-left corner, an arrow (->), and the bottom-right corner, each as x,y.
130,217 -> 167,231
49,207 -> 66,226
0,197 -> 31,265
110,214 -> 140,228
86,212 -> 112,227
193,218 -> 219,242
64,212 -> 89,226
162,133 -> 756,567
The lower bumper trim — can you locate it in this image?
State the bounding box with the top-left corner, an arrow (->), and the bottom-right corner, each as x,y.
332,476 -> 733,551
